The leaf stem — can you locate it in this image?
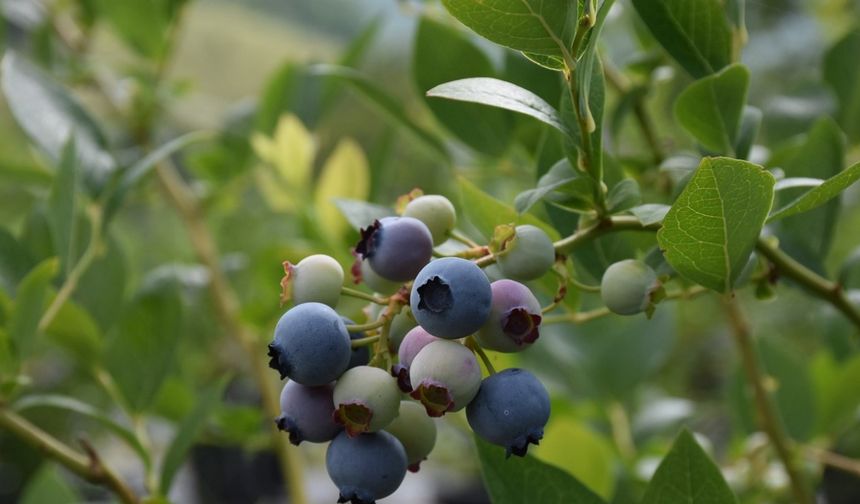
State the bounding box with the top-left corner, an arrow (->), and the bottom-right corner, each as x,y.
466,337 -> 496,375
723,297 -> 812,504
450,229 -> 480,248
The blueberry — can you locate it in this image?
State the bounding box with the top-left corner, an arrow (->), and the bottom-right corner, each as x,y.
475,280 -> 542,353
352,256 -> 401,296
275,381 -> 341,445
402,195 -> 456,246
384,401 -> 437,472
466,368 -> 550,457
282,254 -> 344,308
326,431 -> 407,504
387,307 -> 417,353
355,217 -> 433,282
410,257 -> 492,339
600,259 -> 661,315
267,303 -> 351,386
497,225 -> 555,281
333,366 -> 401,436
409,340 -> 482,417
342,317 -> 370,370
392,326 -> 439,392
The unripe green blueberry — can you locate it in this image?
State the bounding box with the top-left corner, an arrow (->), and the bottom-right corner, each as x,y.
384,401 -> 437,472
282,254 -> 344,308
600,259 -> 661,315
387,307 -> 417,353
354,257 -> 401,296
497,225 -> 555,281
333,366 -> 401,437
409,340 -> 482,417
402,195 -> 457,246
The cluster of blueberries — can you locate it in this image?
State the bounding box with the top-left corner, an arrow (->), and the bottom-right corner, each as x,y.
266,194 -> 562,504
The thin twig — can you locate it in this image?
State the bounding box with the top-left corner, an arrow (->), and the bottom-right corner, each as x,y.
466,337 -> 496,375
341,286 -> 389,305
807,446 -> 860,478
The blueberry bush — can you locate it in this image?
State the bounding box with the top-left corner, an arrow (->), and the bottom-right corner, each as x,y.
1,1 -> 860,503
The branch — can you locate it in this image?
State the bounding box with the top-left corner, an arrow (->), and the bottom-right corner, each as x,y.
0,409 -> 139,504
724,297 -> 812,504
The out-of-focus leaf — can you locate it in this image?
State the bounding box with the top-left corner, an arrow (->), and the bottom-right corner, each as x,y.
532,416 -> 615,500
641,429 -> 737,503
74,233 -> 127,333
94,0 -> 185,59
475,436 -> 606,504
674,64 -> 749,154
252,114 -> 315,213
427,78 -> 568,136
769,162 -> 860,222
812,353 -> 860,434
734,106 -> 762,160
18,465 -> 80,504
630,0 -> 732,78
314,138 -> 370,241
0,52 -> 115,194
758,338 -> 816,441
333,199 -> 393,231
321,17 -> 381,112
255,62 -> 304,133
47,140 -> 77,275
13,394 -> 149,465
629,204 -> 670,226
606,179 -> 641,214
823,28 -> 860,143
105,282 -> 184,412
458,175 -> 559,241
514,160 -> 594,215
43,297 -> 102,365
657,157 -> 774,293
414,17 -> 513,156
0,228 -> 33,295
9,258 -> 58,359
441,0 -> 573,57
159,378 -> 227,495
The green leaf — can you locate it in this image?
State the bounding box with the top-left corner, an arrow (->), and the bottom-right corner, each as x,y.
441,0 -> 573,57
475,436 -> 606,504
427,77 -> 568,136
315,138 -> 370,241
333,199 -> 393,231
630,204 -> 671,226
94,0 -> 183,58
306,65 -> 449,161
255,62 -> 305,134
641,429 -> 737,504
674,64 -> 749,154
0,227 -> 34,295
43,298 -> 103,365
514,160 -> 594,215
630,0 -> 733,78
75,233 -> 127,333
13,394 -> 150,467
522,52 -> 565,71
560,57 -> 605,181
823,28 -> 860,143
18,465 -> 80,504
758,338 -> 816,441
813,353 -> 860,434
657,157 -> 775,293
105,282 -> 184,412
734,106 -> 762,160
0,52 -> 115,194
768,162 -> 860,222
458,175 -> 559,241
47,140 -> 78,276
159,378 -> 227,495
606,179 -> 641,214
414,16 -> 513,156
9,258 -> 59,359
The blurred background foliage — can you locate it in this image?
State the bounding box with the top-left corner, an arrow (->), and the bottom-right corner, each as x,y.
0,0 -> 859,503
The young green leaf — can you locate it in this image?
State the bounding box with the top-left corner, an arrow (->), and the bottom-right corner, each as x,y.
674,64 -> 750,154
823,28 -> 860,143
630,0 -> 733,78
641,429 -> 737,504
441,0 -> 573,58
48,140 -> 78,276
769,162 -> 860,222
9,258 -> 59,359
475,436 -> 606,504
427,78 -> 569,136
314,138 -> 370,241
657,157 -> 775,293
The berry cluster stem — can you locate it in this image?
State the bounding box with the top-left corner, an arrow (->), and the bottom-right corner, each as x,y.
466,337 -> 496,375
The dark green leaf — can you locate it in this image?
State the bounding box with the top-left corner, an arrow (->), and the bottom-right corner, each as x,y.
47,140 -> 78,275
657,157 -> 775,293
606,179 -> 641,214
514,160 -> 594,215
333,199 -> 393,231
414,17 -> 513,155
441,0 -> 573,57
734,106 -> 762,160
674,64 -> 749,154
475,436 -> 606,504
306,64 -> 449,161
641,429 -> 737,504
522,52 -> 565,71
18,465 -> 80,504
0,228 -> 34,296
1,52 -> 115,194
75,233 -> 127,333
9,258 -> 59,359
758,338 -> 816,441
159,378 -> 227,494
43,298 -> 103,365
560,57 -> 605,181
630,0 -> 733,78
823,28 -> 860,143
427,77 -> 568,136
769,162 -> 860,222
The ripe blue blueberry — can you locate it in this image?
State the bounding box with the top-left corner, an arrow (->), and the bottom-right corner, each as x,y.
409,340 -> 482,417
275,381 -> 341,445
410,257 -> 492,339
326,431 -> 407,504
281,254 -> 344,308
475,279 -> 542,353
267,302 -> 351,386
384,401 -> 437,472
342,317 -> 370,370
355,217 -> 433,282
600,259 -> 661,315
333,366 -> 401,437
391,326 -> 439,392
497,225 -> 555,281
402,194 -> 457,246
466,368 -> 550,457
